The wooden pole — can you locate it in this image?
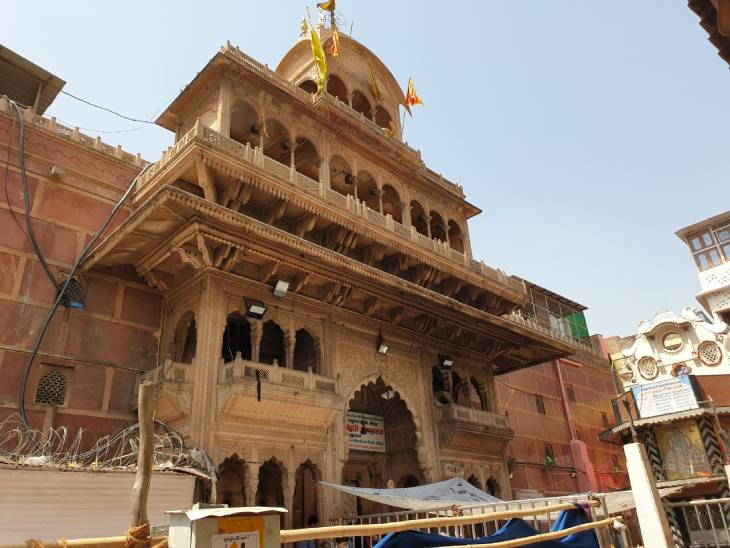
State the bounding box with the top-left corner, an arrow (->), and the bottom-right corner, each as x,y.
437,517 -> 621,548
130,380 -> 154,542
280,500 -> 601,543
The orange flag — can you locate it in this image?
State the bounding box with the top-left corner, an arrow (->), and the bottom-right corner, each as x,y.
328,27 -> 341,57
405,77 -> 423,113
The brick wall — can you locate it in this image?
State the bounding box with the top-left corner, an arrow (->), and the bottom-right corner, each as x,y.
0,113 -> 163,439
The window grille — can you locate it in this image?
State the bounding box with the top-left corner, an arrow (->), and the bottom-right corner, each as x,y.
535,394 -> 546,415
35,369 -> 67,406
57,277 -> 86,309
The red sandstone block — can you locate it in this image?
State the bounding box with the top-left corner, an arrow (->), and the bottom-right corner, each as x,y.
65,364 -> 105,411
18,259 -> 57,303
0,351 -> 25,403
0,170 -> 39,210
53,414 -> 135,451
0,300 -> 66,353
36,185 -> 115,234
0,252 -> 20,295
108,369 -> 137,414
64,314 -> 157,369
84,276 -> 118,317
120,285 -> 163,326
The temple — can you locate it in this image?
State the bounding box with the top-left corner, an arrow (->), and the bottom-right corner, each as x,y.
0,24 -> 622,527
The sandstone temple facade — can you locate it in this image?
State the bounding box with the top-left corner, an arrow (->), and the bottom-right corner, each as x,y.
0,30 -> 619,526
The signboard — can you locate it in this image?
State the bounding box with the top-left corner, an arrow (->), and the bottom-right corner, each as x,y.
631,375 -> 698,419
654,420 -> 712,480
442,461 -> 465,477
212,531 -> 259,548
346,411 -> 385,453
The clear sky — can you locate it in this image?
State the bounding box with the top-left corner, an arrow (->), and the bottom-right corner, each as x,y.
4,1 -> 729,337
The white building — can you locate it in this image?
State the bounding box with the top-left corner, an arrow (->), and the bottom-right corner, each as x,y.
676,211 -> 730,324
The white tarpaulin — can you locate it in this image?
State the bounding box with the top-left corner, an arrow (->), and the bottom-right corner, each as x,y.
320,478 -> 502,510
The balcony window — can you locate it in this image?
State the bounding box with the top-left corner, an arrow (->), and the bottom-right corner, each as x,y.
222,314 -> 252,362
260,320 -> 286,366
688,227 -> 727,271
293,329 -> 318,373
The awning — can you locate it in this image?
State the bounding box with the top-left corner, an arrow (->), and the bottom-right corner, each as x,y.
320,478 -> 501,511
601,406 -> 730,438
602,476 -> 722,514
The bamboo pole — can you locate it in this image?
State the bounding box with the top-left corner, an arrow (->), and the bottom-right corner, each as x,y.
130,380 -> 155,545
437,517 -> 621,548
2,537 -> 166,548
280,500 -> 601,543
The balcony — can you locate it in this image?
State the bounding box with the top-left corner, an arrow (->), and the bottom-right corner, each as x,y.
435,403 -> 513,456
133,358 -> 193,424
217,354 -> 342,427
133,121 -> 524,304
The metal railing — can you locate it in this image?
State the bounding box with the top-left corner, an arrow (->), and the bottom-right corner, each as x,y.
337,493 -> 612,548
665,497 -> 730,547
435,403 -> 510,429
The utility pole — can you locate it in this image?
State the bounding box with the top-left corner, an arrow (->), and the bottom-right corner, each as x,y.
130,380 -> 155,547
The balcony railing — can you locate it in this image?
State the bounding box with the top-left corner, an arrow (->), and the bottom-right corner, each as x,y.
435,403 -> 510,429
136,121 -> 524,296
503,310 -> 595,351
0,99 -> 147,168
219,353 -> 339,395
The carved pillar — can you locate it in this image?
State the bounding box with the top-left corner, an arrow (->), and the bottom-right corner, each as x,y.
320,136 -> 330,187
251,321 -> 263,363
284,471 -> 296,529
425,214 -> 432,238
443,216 -> 451,246
289,143 -> 295,169
216,80 -> 233,138
286,332 -> 295,369
246,463 -> 260,507
400,201 -> 410,226
188,277 -> 226,452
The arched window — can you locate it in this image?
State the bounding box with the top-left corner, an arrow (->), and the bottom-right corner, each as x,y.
430,211 -> 447,242
256,459 -> 285,507
381,184 -> 402,223
471,377 -> 490,411
260,321 -> 286,366
432,365 -> 447,394
293,329 -> 318,372
222,314 -> 252,362
374,106 -> 393,130
327,75 -> 348,103
351,90 -> 372,119
329,155 -> 355,197
448,220 -> 465,253
172,311 -> 196,363
398,475 -> 420,488
357,170 -> 379,211
216,454 -> 246,506
294,136 -> 320,181
451,372 -> 468,404
486,476 -> 501,498
293,461 -> 319,529
467,474 -> 482,491
298,80 -> 318,94
410,200 -> 428,236
230,100 -> 260,147
262,118 -> 291,165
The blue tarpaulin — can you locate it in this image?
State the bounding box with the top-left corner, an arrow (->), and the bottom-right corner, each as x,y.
373,506 -> 599,548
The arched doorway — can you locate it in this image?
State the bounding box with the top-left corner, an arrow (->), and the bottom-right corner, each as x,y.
256,458 -> 285,507
293,460 -> 319,528
342,377 -> 423,517
216,454 -> 246,506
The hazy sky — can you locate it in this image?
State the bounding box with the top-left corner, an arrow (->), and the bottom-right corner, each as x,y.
4,1 -> 729,337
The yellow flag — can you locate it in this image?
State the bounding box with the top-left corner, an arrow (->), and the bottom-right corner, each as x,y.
309,21 -> 328,94
317,0 -> 335,12
368,65 -> 382,102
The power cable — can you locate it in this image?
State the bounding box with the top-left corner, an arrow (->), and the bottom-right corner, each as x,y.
16,159 -> 152,427
4,98 -> 60,291
58,90 -> 157,125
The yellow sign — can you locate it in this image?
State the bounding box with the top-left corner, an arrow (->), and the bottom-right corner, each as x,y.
218,516 -> 265,548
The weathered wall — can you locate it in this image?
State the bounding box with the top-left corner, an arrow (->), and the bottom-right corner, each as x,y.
0,112 -> 163,437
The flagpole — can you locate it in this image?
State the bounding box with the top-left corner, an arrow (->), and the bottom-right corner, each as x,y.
401,108 -> 407,140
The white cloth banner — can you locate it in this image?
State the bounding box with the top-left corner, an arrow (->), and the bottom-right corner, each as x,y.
320,478 -> 502,510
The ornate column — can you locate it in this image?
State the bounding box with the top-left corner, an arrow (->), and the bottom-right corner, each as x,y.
286,332 -> 295,369
284,470 -> 296,529
188,277 -> 226,452
400,201 -> 410,226
246,463 -> 260,507
443,215 -> 451,247
320,135 -> 330,187
216,80 -> 233,138
251,321 -> 263,363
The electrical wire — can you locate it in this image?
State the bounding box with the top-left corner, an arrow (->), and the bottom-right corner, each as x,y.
4,98 -> 61,291
59,90 -> 156,125
16,160 -> 152,427
2,105 -> 25,235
